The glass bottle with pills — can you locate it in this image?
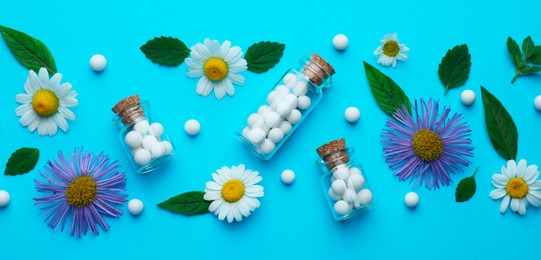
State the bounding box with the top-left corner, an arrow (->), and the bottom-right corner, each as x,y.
112,95 -> 175,174
237,53 -> 335,160
316,138 -> 373,221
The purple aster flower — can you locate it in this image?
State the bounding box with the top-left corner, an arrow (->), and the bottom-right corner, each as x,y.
34,148 -> 127,238
381,99 -> 473,189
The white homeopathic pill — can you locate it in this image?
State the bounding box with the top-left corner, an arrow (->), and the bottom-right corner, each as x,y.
331,179 -> 347,194
184,119 -> 201,136
334,200 -> 350,215
128,199 -> 144,215
344,107 -> 361,123
134,149 -> 152,166
264,111 -> 282,128
150,142 -> 164,158
279,121 -> 293,135
293,81 -> 308,96
248,128 -> 266,144
405,191 -> 419,208
461,89 -> 476,106
276,101 -> 293,117
281,169 -> 295,184
349,167 -> 362,176
134,120 -> 150,135
0,190 -> 10,207
333,167 -> 349,180
89,54 -> 107,72
535,95 -> 541,111
258,105 -> 272,116
142,135 -> 158,150
328,187 -> 342,201
284,94 -> 298,109
268,128 -> 285,143
348,173 -> 365,191
357,189 -> 373,205
283,73 -> 298,87
297,95 -> 311,110
149,122 -> 164,138
332,34 -> 349,51
161,141 -> 173,154
267,91 -> 279,105
259,139 -> 276,154
287,109 -> 302,124
125,130 -> 143,148
247,113 -> 261,127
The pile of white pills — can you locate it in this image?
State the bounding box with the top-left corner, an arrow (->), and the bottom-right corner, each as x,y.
328,166 -> 372,216
242,73 -> 312,155
124,119 -> 173,166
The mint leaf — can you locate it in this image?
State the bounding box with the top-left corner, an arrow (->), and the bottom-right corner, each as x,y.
522,36 -> 536,60
363,61 -> 412,116
438,44 -> 471,94
245,41 -> 285,73
507,37 -> 522,68
455,167 -> 478,202
528,46 -> 541,64
140,36 -> 189,66
480,86 -> 518,160
157,191 -> 210,215
520,65 -> 541,75
0,25 -> 56,74
4,147 -> 39,176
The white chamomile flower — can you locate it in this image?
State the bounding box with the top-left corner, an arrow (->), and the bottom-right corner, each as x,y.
15,68 -> 78,136
373,33 -> 409,68
490,159 -> 541,216
185,38 -> 247,100
204,164 -> 264,223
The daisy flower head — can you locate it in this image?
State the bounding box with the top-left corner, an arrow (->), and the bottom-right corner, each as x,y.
185,38 -> 247,100
204,164 -> 264,223
381,99 -> 474,189
373,33 -> 409,68
490,159 -> 541,216
34,148 -> 127,238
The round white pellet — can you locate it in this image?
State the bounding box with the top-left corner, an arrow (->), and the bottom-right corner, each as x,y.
287,109 -> 302,124
184,119 -> 201,136
258,105 -> 272,116
131,147 -> 143,156
241,126 -> 250,139
283,73 -> 298,87
141,135 -> 158,150
461,90 -> 476,106
349,167 -> 362,176
275,85 -> 290,95
405,191 -> 419,208
535,95 -> 541,111
349,173 -> 365,191
333,167 -> 349,180
284,94 -> 298,109
161,141 -> 173,154
342,188 -> 357,204
0,190 -> 10,207
279,121 -> 292,135
247,113 -> 261,127
281,169 -> 295,184
293,81 -> 308,96
328,188 -> 342,201
89,54 -> 107,72
332,34 -> 349,51
268,128 -> 285,143
259,139 -> 276,155
267,91 -> 279,105
357,189 -> 373,205
128,199 -> 144,215
344,107 -> 361,123
149,122 -> 164,138
264,111 -> 282,128
134,149 -> 152,166
331,179 -> 347,195
334,200 -> 350,215
276,101 -> 293,117
248,128 -> 266,144
124,131 -> 143,148
134,120 -> 150,135
150,142 -> 165,158
297,96 -> 311,110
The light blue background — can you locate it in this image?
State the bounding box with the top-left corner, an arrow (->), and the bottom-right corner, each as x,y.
1,0 -> 540,259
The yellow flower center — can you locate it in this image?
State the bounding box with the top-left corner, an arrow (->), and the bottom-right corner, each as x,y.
412,129 -> 444,161
32,89 -> 59,117
203,57 -> 228,82
383,40 -> 400,57
221,179 -> 245,203
65,175 -> 97,207
506,178 -> 529,199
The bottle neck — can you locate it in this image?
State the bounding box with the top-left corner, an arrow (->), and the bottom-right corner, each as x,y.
299,55 -> 334,91
112,100 -> 150,130
317,147 -> 355,172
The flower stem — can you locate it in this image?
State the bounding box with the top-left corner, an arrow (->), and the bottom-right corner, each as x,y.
511,73 -> 520,83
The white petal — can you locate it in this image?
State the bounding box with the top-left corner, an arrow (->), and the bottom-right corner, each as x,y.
229,60 -> 247,74
15,94 -> 32,104
501,166 -> 509,178
489,189 -> 507,199
186,69 -> 204,78
208,198 -> 223,213
28,116 -> 40,132
518,199 -> 527,215
237,200 -> 251,217
205,181 -> 222,191
243,196 -> 261,211
47,117 -> 58,136
223,79 -> 235,96
24,70 -> 40,94
526,194 -> 541,207
233,204 -> 242,222
400,45 -> 410,52
507,160 -> 517,177
59,107 -> 76,120
204,190 -> 222,201
373,46 -> 383,55
60,96 -> 78,108
185,58 -> 203,70
213,81 -> 226,100
19,110 -> 37,126
54,83 -> 71,98
218,202 -> 229,221
524,165 -> 539,184
208,39 -> 221,57
223,46 -> 242,63
37,117 -> 49,136
38,68 -> 49,88
15,104 -> 32,116
226,204 -> 236,223
492,174 -> 508,188
516,159 -> 527,178
244,174 -> 262,186
391,59 -> 397,68
49,73 -> 62,90
529,181 -> 541,190
53,113 -> 69,132
211,173 -> 226,185
220,40 -> 231,58
195,77 -> 213,97
510,198 -> 520,212
500,195 -> 510,213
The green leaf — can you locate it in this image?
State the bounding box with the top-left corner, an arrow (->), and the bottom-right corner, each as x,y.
4,147 -> 39,176
455,167 -> 478,202
0,25 -> 57,74
480,86 -> 518,160
522,36 -> 535,60
363,61 -> 412,116
506,37 -> 522,67
438,44 -> 471,94
527,46 -> 541,64
157,191 -> 210,215
244,41 -> 285,73
140,36 -> 190,66
519,65 -> 541,75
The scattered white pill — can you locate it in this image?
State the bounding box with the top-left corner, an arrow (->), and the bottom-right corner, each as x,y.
0,190 -> 10,207
357,189 -> 373,205
267,91 -> 279,105
331,179 -> 347,194
348,174 -> 365,191
258,105 -> 272,116
134,120 -> 150,135
90,54 -> 107,72
276,102 -> 293,117
268,128 -> 285,143
128,199 -> 144,215
142,135 -> 158,150
278,121 -> 292,135
284,73 -> 298,87
150,142 -> 165,158
149,122 -> 164,137
287,109 -> 302,124
461,89 -> 476,106
184,119 -> 201,136
297,96 -> 311,110
161,141 -> 173,154
535,95 -> 541,111
332,34 -> 349,51
125,131 -> 143,148
281,169 -> 295,184
344,107 -> 361,123
334,200 -> 350,215
333,167 -> 349,180
248,128 -> 266,144
247,113 -> 261,127
405,191 -> 419,208
293,81 -> 308,96
328,187 -> 342,201
134,149 -> 152,166
259,139 -> 276,155
264,111 -> 282,128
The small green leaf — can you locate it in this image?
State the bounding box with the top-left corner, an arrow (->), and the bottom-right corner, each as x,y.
4,147 -> 39,176
0,25 -> 56,74
506,37 -> 522,67
455,167 -> 478,202
157,191 -> 210,215
520,65 -> 541,75
522,36 -> 535,60
140,36 -> 190,66
527,46 -> 541,64
363,61 -> 412,116
438,44 -> 471,94
244,41 -> 285,73
480,86 -> 518,160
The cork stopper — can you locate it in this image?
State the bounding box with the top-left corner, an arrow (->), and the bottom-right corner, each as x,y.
302,54 -> 335,86
316,138 -> 350,170
112,95 -> 144,126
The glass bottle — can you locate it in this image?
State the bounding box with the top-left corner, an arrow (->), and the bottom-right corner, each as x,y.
316,138 -> 373,221
237,53 -> 335,160
112,95 -> 175,174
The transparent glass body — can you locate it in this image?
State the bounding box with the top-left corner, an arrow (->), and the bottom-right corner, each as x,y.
112,100 -> 175,174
